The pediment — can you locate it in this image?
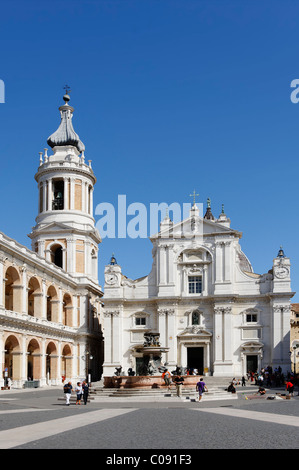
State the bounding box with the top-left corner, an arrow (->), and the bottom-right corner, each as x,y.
29,222 -> 101,243
178,326 -> 212,337
241,341 -> 264,351
151,216 -> 241,240
32,222 -> 71,233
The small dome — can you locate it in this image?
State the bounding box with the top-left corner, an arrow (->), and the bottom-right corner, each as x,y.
47,94 -> 85,153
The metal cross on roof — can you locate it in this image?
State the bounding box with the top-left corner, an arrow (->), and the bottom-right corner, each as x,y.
63,84 -> 71,94
189,190 -> 199,205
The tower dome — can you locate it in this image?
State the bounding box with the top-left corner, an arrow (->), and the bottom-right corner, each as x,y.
47,93 -> 85,153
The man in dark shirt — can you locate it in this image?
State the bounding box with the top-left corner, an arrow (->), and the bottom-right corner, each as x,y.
82,381 -> 89,405
63,381 -> 73,406
174,374 -> 184,397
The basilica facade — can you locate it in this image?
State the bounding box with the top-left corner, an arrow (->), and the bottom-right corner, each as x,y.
103,202 -> 294,378
0,93 -> 103,388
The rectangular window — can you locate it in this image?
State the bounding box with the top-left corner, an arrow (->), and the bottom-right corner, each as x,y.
135,317 -> 146,326
246,313 -> 257,323
188,276 -> 202,294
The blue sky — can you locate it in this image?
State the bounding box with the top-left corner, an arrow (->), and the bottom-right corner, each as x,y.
0,0 -> 299,299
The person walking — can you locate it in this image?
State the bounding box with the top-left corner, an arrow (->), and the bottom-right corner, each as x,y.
82,381 -> 89,405
63,381 -> 73,406
196,378 -> 208,402
285,380 -> 294,397
75,382 -> 83,405
174,374 -> 184,397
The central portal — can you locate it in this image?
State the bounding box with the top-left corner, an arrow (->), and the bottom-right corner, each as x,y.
187,347 -> 204,374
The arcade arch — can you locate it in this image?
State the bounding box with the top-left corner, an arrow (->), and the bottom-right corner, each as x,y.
4,266 -> 21,312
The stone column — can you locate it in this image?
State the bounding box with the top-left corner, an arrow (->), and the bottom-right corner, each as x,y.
159,246 -> 166,285
21,335 -> 27,383
0,330 -> 4,387
12,285 -> 23,314
40,338 -> 47,386
33,292 -> 44,318
42,181 -> 47,212
203,265 -> 208,295
90,187 -> 94,216
213,306 -> 223,363
103,311 -> 112,365
223,306 -> 233,362
70,178 -> 75,210
64,177 -> 69,210
21,266 -> 28,315
111,310 -> 121,365
41,279 -> 47,319
166,308 -> 176,366
0,258 -> 4,308
213,305 -> 233,376
47,178 -> 52,211
167,245 -> 174,285
66,239 -> 75,274
215,242 -> 223,283
38,240 -> 45,258
158,309 -> 167,352
272,304 -> 291,371
58,287 -> 63,324
224,242 -> 231,282
57,342 -> 62,381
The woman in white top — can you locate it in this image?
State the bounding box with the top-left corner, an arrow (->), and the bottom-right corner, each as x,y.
75,382 -> 83,405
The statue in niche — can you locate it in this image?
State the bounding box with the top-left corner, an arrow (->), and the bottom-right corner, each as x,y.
143,333 -> 161,347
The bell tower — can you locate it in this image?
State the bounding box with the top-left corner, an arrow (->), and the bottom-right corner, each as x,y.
28,91 -> 101,283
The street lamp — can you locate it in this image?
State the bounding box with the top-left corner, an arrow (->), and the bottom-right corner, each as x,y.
289,343 -> 299,392
81,351 -> 93,385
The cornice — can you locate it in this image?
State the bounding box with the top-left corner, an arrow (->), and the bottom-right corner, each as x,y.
35,163 -> 96,184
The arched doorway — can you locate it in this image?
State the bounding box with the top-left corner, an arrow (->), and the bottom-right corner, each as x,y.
27,339 -> 41,381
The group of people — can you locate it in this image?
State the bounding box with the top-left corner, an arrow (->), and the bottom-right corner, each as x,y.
63,380 -> 89,406
225,368 -> 297,398
161,369 -> 208,401
247,366 -> 296,388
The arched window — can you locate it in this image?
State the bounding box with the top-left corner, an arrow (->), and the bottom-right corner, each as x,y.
47,285 -> 58,322
52,179 -> 64,210
50,244 -> 63,268
27,277 -> 41,317
63,293 -> 73,326
4,267 -> 21,311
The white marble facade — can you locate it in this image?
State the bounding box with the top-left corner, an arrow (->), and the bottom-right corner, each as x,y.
103,203 -> 294,377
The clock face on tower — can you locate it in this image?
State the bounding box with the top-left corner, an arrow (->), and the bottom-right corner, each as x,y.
105,273 -> 118,285
275,266 -> 289,279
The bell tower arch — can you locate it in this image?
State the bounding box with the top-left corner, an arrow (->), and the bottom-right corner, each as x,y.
28,92 -> 101,283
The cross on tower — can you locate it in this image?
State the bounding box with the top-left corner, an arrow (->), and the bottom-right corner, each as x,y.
189,190 -> 199,205
63,84 -> 71,95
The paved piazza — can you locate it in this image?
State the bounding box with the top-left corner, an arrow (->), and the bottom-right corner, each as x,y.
0,387 -> 298,454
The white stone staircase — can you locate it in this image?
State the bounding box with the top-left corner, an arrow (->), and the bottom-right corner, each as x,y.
89,377 -> 241,402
